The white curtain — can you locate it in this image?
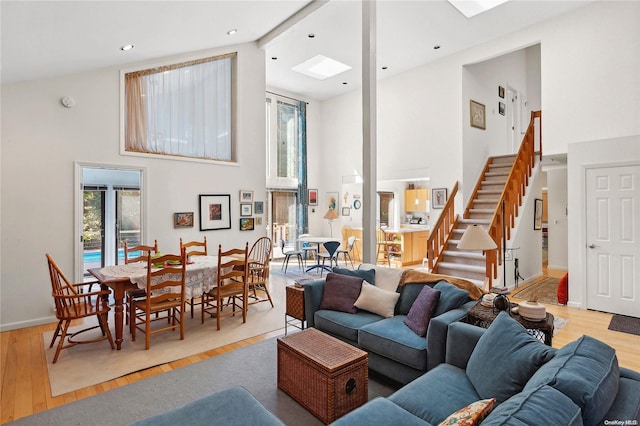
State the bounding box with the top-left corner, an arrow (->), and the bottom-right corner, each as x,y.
125,55 -> 233,161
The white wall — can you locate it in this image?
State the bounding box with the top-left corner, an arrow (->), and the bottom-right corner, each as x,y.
567,135 -> 640,309
0,43 -> 266,330
545,166 -> 568,270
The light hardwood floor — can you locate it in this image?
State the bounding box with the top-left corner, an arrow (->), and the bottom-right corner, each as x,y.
2,265 -> 639,424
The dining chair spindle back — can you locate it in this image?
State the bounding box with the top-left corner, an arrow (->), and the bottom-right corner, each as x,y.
247,236 -> 274,307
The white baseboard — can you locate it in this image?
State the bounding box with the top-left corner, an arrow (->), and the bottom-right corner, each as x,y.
0,315 -> 56,332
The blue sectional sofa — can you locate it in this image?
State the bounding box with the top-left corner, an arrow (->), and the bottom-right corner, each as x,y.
333,312 -> 640,426
303,266 -> 478,385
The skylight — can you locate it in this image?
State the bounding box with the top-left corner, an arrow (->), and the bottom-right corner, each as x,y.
448,0 -> 509,18
291,55 -> 351,80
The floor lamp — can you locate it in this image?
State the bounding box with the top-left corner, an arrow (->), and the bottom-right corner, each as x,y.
323,208 -> 339,237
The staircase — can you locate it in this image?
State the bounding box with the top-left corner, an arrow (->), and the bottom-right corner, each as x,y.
436,155 -> 516,286
426,110 -> 542,290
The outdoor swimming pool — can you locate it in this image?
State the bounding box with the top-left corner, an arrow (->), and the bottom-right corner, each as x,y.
83,249 -> 132,263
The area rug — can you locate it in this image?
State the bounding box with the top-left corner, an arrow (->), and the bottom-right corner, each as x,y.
510,277 -> 561,305
43,297 -> 285,397
608,314 -> 640,336
17,337 -> 398,426
553,317 -> 569,335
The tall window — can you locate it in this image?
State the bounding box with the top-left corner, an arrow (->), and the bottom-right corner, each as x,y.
123,53 -> 235,162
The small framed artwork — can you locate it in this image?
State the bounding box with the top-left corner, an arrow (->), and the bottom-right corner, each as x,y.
342,207 -> 351,216
174,212 -> 194,228
240,203 -> 252,217
199,194 -> 231,231
254,201 -> 264,214
255,217 -> 263,226
534,198 -> 543,230
470,100 -> 486,130
432,188 -> 448,209
308,189 -> 318,206
327,192 -> 338,211
499,102 -> 505,116
498,86 -> 505,98
239,190 -> 253,203
240,217 -> 255,231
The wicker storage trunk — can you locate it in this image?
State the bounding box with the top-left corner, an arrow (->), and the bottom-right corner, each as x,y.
277,328 -> 368,424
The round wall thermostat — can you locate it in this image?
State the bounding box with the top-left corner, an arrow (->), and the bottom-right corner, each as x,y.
61,96 -> 76,108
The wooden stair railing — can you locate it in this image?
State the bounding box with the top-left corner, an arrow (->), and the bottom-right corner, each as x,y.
426,182 -> 458,272
484,110 -> 542,286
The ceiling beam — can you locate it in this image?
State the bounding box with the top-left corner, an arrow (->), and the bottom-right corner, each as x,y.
257,0 -> 330,49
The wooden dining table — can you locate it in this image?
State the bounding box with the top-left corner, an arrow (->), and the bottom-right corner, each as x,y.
88,255 -> 226,350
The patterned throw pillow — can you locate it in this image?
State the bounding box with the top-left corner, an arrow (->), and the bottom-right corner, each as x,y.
403,285 -> 441,336
319,272 -> 363,314
438,398 -> 496,426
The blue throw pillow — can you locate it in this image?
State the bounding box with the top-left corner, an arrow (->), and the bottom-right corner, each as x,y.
524,335 -> 619,426
466,312 -> 555,403
433,280 -> 469,316
333,267 -> 375,286
403,285 -> 441,337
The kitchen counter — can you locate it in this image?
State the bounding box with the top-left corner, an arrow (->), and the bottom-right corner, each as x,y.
341,227 -> 430,266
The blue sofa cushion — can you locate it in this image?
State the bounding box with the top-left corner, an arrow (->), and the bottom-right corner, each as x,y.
523,335 -> 619,426
314,309 -> 382,343
433,281 -> 469,316
404,285 -> 441,337
332,397 -> 433,426
466,312 -> 554,403
396,283 -> 429,315
482,384 -> 583,426
333,267 -> 375,285
359,316 -> 428,371
319,272 -> 363,314
129,386 -> 284,426
389,363 -> 481,425
600,376 -> 640,425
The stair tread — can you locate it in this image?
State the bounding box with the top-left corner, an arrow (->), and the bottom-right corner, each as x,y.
442,250 -> 484,259
485,171 -> 509,176
469,208 -> 494,212
438,262 -> 486,273
477,189 -> 502,194
458,218 -> 490,224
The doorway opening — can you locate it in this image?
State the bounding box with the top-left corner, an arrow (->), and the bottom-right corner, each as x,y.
268,190 -> 298,258
75,164 -> 145,280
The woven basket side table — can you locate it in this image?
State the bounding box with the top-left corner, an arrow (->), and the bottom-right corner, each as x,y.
277,328 -> 368,424
285,285 -> 306,335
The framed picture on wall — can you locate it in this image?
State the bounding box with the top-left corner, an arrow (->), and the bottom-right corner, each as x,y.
240,217 -> 255,231
254,201 -> 264,214
470,100 -> 486,130
239,190 -> 253,203
174,212 -> 194,228
308,189 -> 318,206
432,188 -> 448,209
327,192 -> 338,211
199,194 -> 231,231
240,203 -> 252,217
534,198 -> 543,230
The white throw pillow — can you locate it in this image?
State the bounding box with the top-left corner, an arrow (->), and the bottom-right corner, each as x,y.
354,282 -> 400,318
372,266 -> 404,292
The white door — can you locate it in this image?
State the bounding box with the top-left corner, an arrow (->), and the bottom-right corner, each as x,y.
586,165 -> 640,317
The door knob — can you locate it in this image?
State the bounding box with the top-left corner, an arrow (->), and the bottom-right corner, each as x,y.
588,244 -> 599,249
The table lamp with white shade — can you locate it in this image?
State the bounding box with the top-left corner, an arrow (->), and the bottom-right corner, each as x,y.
323,208 -> 339,237
456,224 -> 506,298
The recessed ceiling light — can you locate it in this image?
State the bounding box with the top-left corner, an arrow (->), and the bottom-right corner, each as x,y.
292,54 -> 351,80
433,45 -> 441,50
448,0 -> 509,18
120,44 -> 134,51
271,57 -> 278,60
342,82 -> 347,85
381,66 -> 388,70
227,29 -> 238,35
308,33 -> 315,38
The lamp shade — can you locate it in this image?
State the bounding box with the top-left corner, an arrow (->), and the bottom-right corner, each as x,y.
323,209 -> 339,220
457,224 -> 497,250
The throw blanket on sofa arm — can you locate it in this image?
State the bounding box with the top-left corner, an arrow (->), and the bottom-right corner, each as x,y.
399,270 -> 485,300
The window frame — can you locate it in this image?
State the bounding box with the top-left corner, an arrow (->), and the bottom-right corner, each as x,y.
119,52 -> 238,165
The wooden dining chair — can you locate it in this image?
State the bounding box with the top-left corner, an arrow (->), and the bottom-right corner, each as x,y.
247,236 -> 274,307
335,235 -> 356,269
179,236 -> 207,317
201,243 -> 249,330
46,253 -> 115,363
123,240 -> 159,331
376,228 -> 392,267
180,236 -> 208,257
131,251 -> 187,350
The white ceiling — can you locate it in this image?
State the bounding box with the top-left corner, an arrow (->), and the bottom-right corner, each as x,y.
1,0 -> 591,101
